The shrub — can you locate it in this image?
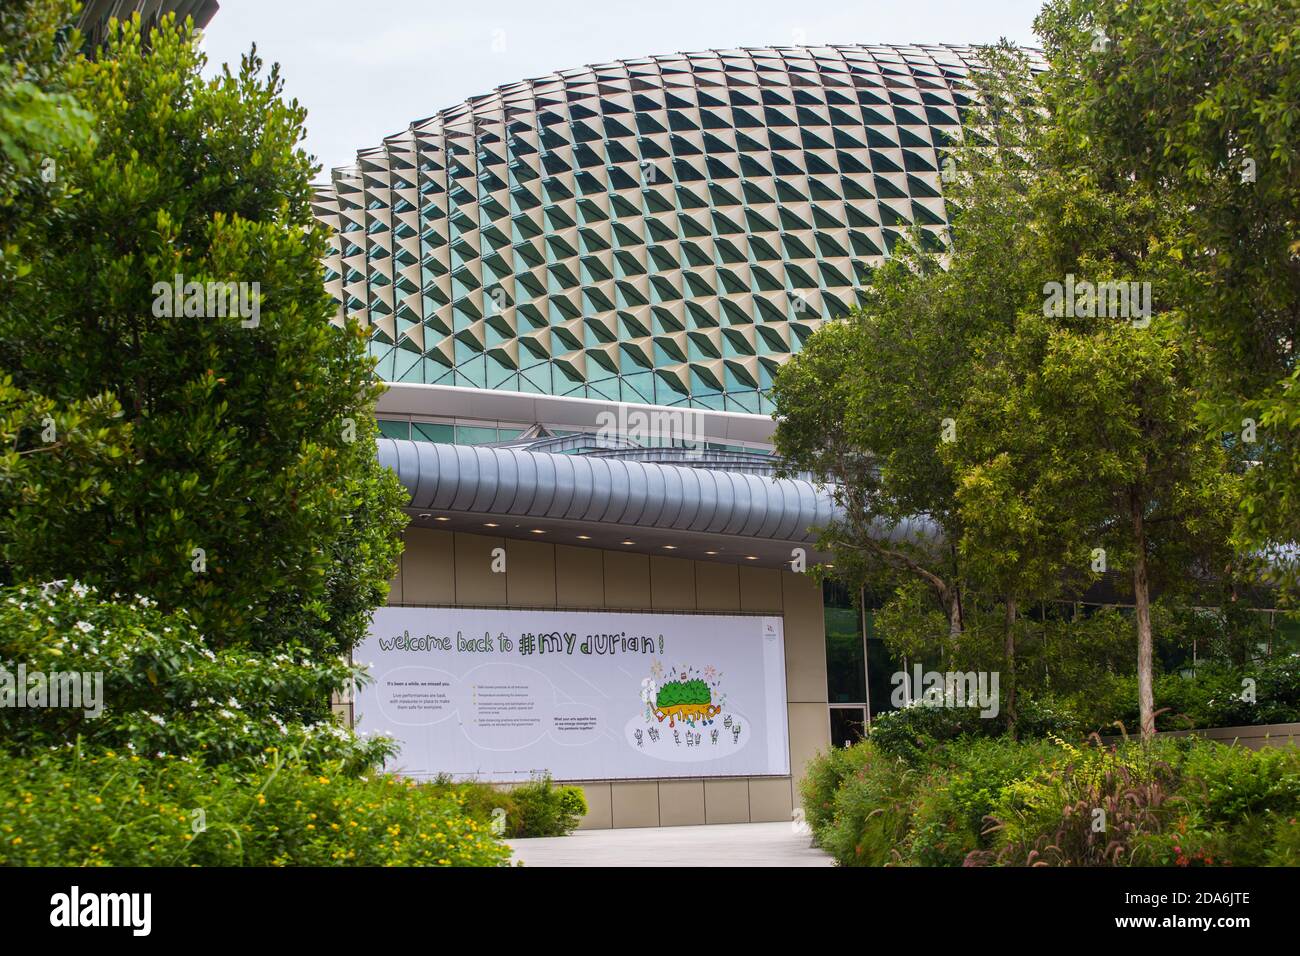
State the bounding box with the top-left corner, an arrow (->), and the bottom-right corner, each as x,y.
906,737 -> 1057,866
0,582 -> 393,771
799,743 -> 879,836
425,775 -> 587,838
0,744 -> 510,866
869,693 -> 1076,769
818,741 -> 918,866
2,13 -> 409,661
1179,739 -> 1300,824
504,777 -> 588,838
869,704 -> 989,767
974,742 -> 1181,866
800,730 -> 1300,867
1058,655 -> 1300,735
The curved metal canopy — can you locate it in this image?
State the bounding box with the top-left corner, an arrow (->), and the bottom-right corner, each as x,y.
378,439 -> 840,544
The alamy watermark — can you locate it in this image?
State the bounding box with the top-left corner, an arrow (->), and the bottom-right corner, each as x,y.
151,274 -> 260,328
595,404 -> 706,454
1,663 -> 103,718
890,665 -> 1000,718
1043,274 -> 1151,327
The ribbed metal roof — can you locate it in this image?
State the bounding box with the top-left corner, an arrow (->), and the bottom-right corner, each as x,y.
378,439 -> 840,542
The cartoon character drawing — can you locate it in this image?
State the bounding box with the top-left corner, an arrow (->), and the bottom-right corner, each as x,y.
634,729 -> 644,748
653,677 -> 721,727
711,728 -> 719,745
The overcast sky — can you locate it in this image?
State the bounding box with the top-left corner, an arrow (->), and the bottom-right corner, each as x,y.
198,0 -> 1044,178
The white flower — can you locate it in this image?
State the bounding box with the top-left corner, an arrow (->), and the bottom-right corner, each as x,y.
147,713 -> 166,726
74,621 -> 94,634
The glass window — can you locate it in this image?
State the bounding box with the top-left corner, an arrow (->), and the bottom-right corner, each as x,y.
377,419 -> 410,440
865,613 -> 902,720
824,580 -> 866,704
829,706 -> 866,748
454,425 -> 500,445
412,422 -> 454,443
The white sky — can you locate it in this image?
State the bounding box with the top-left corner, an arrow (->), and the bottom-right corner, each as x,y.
198,0 -> 1044,178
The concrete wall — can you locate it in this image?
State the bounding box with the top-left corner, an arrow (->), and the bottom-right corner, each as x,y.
1102,722 -> 1300,751
378,527 -> 829,828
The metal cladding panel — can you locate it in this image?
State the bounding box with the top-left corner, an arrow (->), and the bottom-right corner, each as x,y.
508,451 -> 538,515
377,438 -> 839,543
316,45 -> 1045,415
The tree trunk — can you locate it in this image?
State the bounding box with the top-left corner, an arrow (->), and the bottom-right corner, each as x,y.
944,586 -> 963,673
1132,494 -> 1156,742
1004,597 -> 1017,737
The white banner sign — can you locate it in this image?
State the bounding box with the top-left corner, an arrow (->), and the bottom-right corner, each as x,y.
355,607 -> 789,781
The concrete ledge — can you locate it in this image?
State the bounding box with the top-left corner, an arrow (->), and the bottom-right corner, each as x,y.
1101,721 -> 1300,750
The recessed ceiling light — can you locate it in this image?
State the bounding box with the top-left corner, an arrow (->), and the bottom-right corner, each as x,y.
484,522 -> 499,528
745,555 -> 758,560
434,516 -> 450,522
621,540 -> 635,546
530,529 -> 546,534
417,513 -> 431,519
663,544 -> 677,550
576,534 -> 591,540
705,550 -> 718,555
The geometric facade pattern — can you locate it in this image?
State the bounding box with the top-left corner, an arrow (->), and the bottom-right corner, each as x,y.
312,44 -> 1011,413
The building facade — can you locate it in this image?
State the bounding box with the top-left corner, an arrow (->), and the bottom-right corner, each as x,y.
314,43 -> 989,827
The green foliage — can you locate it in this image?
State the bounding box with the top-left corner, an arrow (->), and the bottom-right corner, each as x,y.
798,743 -> 880,836
506,777 -> 588,838
0,581 -> 394,771
1055,655 -> 1300,734
868,696 -> 1074,768
818,743 -> 918,867
772,45 -> 1052,639
427,775 -> 587,838
656,678 -> 711,708
906,737 -> 1057,865
802,735 -> 1300,867
0,14 -> 407,659
1035,1 -> 1300,581
0,377 -> 133,554
0,744 -> 510,866
1180,739 -> 1300,824
0,1 -> 92,211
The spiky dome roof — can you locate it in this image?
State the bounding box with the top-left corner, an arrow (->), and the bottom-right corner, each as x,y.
313,44 -> 1036,413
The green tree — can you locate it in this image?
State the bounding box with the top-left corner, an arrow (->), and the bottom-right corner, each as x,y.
0,13 -> 406,660
954,315 -> 1238,740
1034,0 -> 1300,587
1,2 -> 124,556
771,47 -> 1046,653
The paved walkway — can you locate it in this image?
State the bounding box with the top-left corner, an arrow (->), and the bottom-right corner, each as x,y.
506,821 -> 834,867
